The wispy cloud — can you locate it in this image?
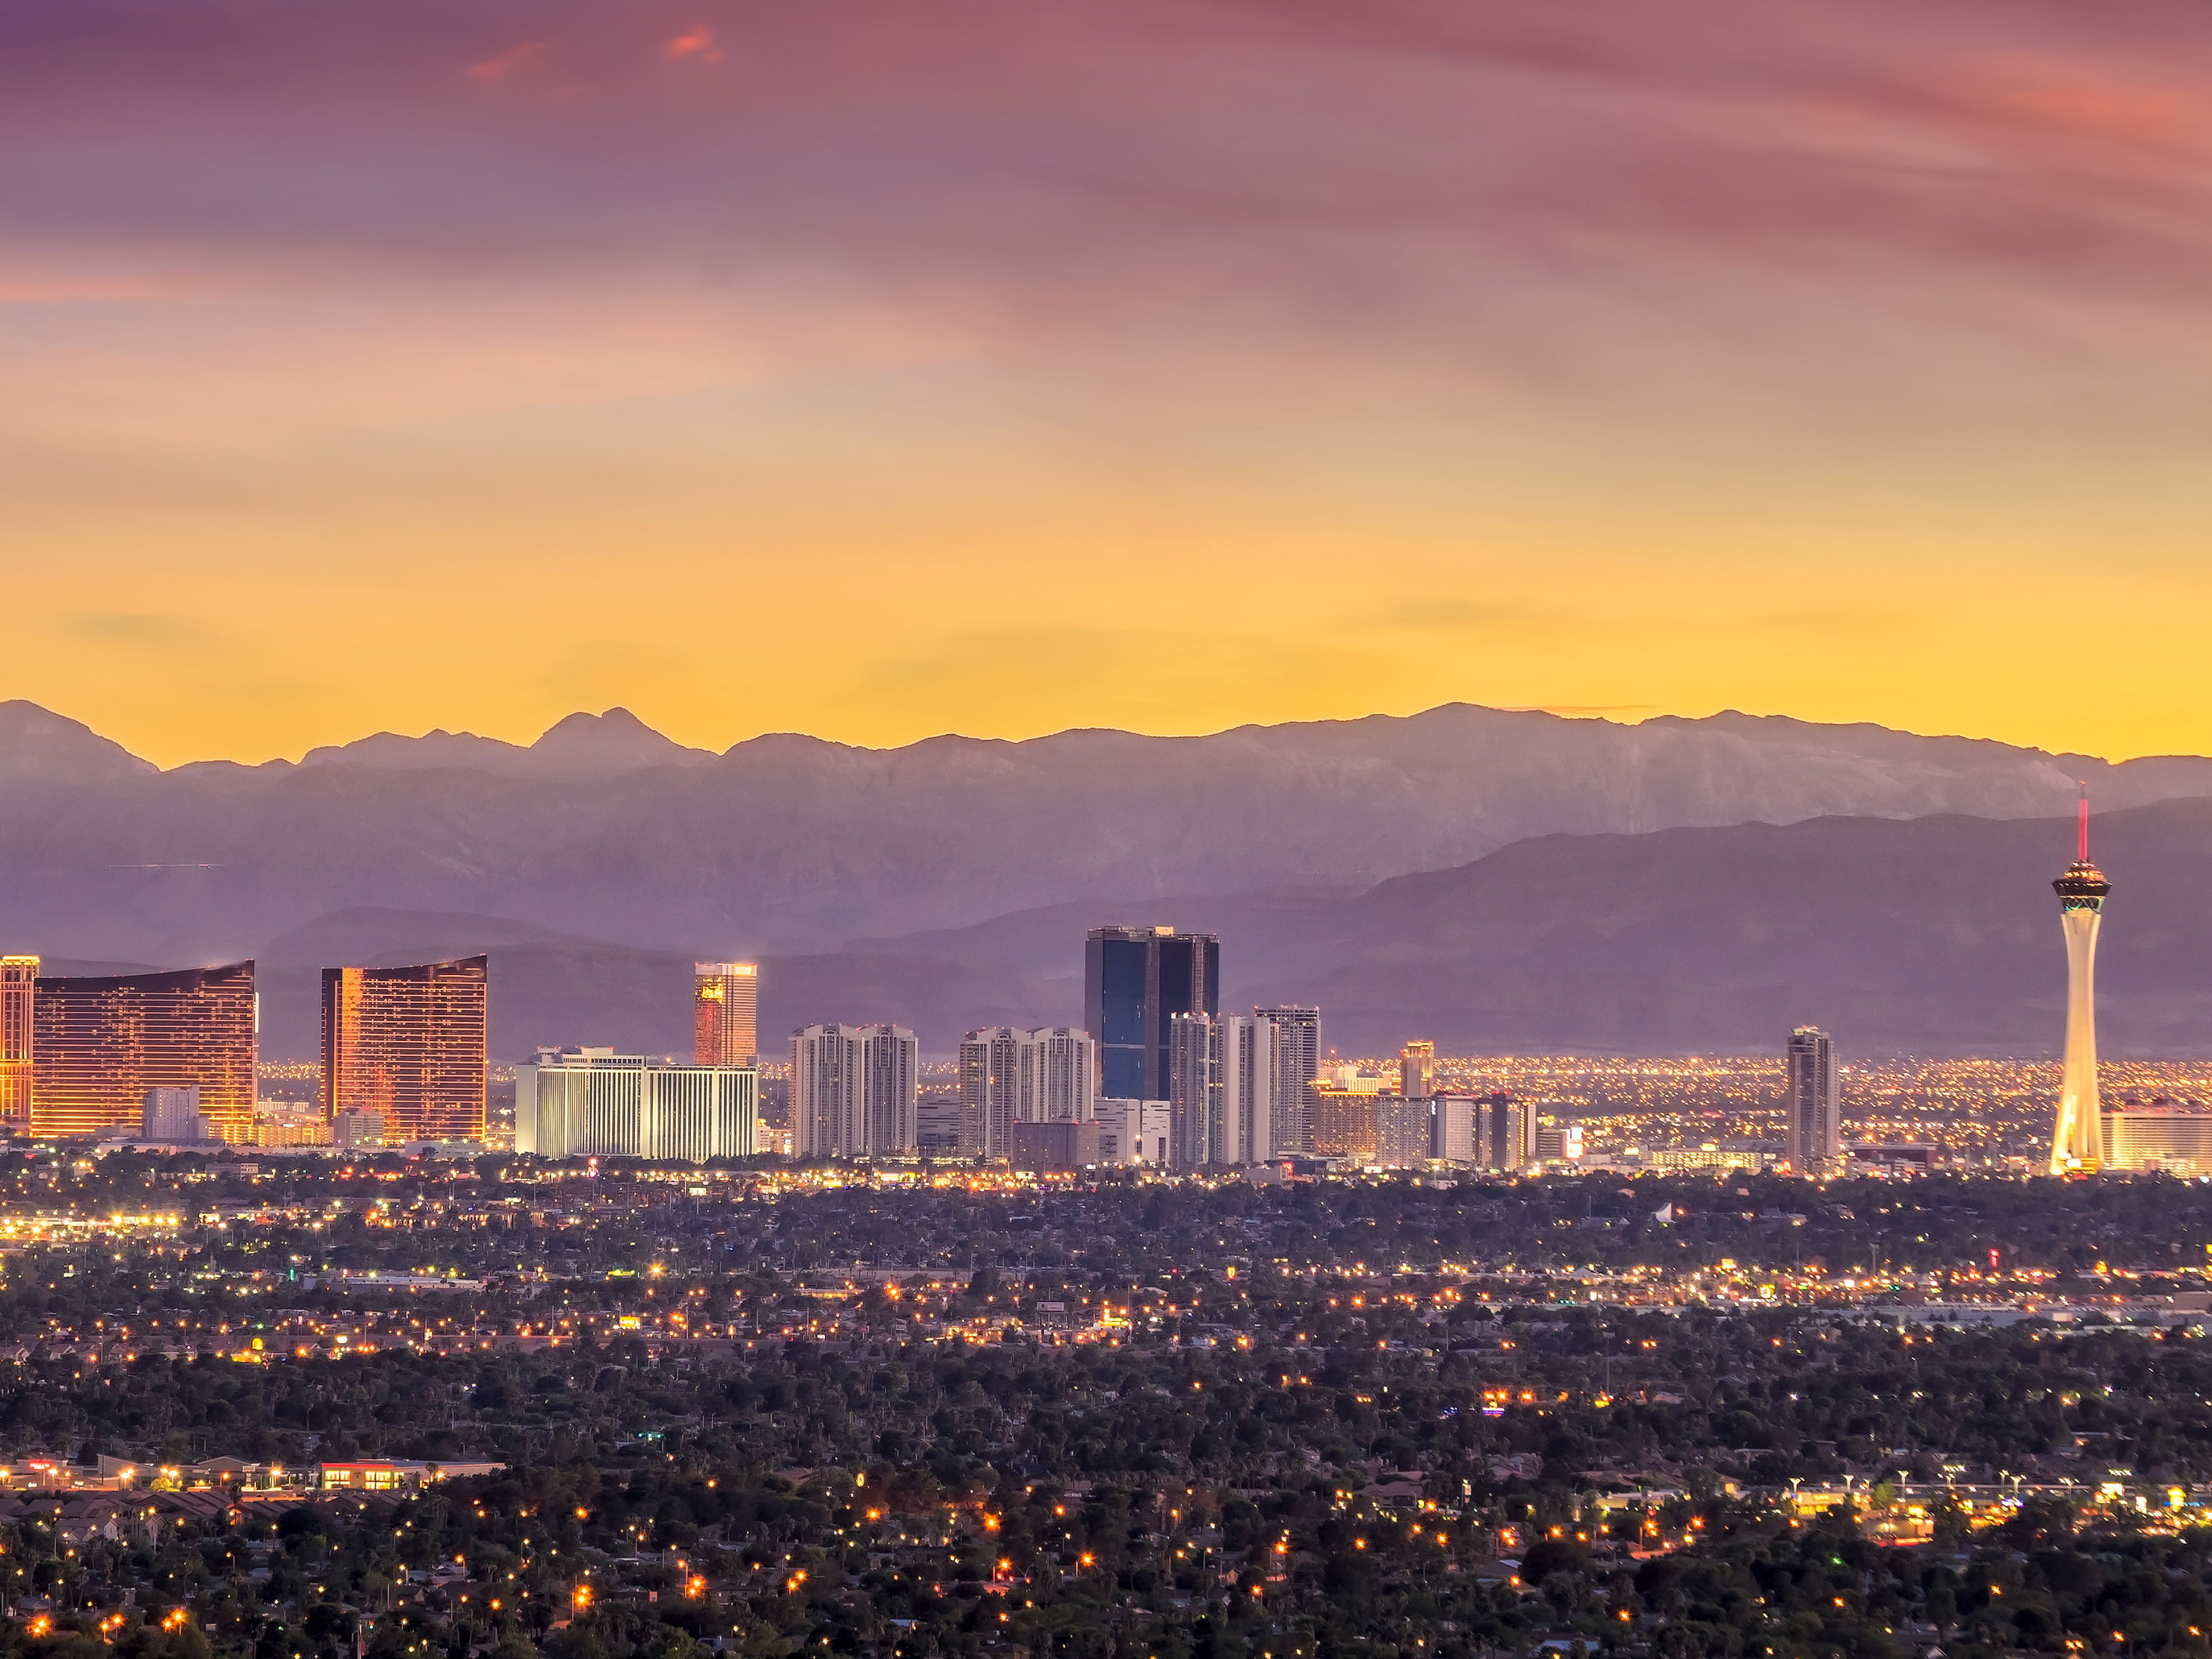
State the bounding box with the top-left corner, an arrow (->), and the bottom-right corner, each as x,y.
466,41 -> 550,84
63,612 -> 223,649
663,25 -> 723,66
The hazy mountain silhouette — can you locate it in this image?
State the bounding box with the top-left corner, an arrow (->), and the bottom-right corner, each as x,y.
3,700 -> 2209,971
294,708 -> 716,780
226,798 -> 2212,1061
857,798 -> 2212,1058
0,701 -> 157,785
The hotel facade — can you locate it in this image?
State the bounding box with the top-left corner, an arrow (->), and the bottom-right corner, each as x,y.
320,956 -> 488,1143
4,958 -> 258,1140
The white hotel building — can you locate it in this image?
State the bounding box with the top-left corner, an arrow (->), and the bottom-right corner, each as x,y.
516,1047 -> 757,1163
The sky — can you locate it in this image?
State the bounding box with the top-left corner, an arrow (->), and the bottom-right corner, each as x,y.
5,0 -> 2212,767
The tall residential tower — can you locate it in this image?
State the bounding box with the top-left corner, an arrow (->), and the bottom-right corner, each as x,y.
958,1026 -> 1096,1159
791,1023 -> 917,1159
2050,790 -> 2110,1173
1254,1005 -> 1320,1154
1785,1026 -> 1840,1171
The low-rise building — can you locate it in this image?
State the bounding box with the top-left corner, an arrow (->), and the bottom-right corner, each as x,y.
320,1460 -> 504,1492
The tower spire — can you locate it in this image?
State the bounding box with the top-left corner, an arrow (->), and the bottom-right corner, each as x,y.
2050,786 -> 2110,1174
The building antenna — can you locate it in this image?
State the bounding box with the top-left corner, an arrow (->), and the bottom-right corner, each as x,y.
2078,781 -> 2090,864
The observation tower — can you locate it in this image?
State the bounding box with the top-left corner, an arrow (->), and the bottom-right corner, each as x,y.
2048,787 -> 2110,1173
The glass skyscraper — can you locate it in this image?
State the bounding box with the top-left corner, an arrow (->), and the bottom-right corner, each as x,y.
320,955 -> 489,1143
693,961 -> 758,1067
0,956 -> 33,1134
1083,926 -> 1219,1101
30,961 -> 258,1140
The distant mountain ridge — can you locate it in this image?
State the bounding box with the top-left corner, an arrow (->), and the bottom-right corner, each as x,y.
295,709 -> 717,780
1,698 -> 2209,1003
0,702 -> 157,784
232,797 -> 2212,1060
855,797 -> 2212,1057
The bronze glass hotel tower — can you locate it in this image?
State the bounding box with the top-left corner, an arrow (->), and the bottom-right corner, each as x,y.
33,961 -> 258,1141
321,955 -> 489,1142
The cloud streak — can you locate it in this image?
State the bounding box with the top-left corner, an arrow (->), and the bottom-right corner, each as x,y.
6,0 -> 2210,339
466,41 -> 551,84
663,25 -> 723,66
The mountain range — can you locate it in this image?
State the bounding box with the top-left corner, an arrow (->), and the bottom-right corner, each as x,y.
3,698 -> 2207,1058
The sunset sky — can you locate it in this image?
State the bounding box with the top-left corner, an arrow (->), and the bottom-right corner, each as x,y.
6,0 -> 2212,767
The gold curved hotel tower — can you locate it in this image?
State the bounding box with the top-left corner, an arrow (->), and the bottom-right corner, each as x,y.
2048,791 -> 2110,1174
320,955 -> 488,1143
693,961 -> 759,1068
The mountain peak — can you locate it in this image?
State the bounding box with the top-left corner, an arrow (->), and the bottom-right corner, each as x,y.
531,708 -> 711,770
0,700 -> 157,784
298,709 -> 711,780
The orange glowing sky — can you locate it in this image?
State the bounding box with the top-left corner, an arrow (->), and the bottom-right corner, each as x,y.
7,0 -> 2212,767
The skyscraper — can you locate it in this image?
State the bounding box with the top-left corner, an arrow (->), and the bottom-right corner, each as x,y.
956,1026 -> 1095,1159
1017,1027 -> 1095,1125
1481,1092 -> 1531,1170
694,961 -> 759,1067
1429,1094 -> 1479,1162
1374,1092 -> 1430,1168
1308,1072 -> 1381,1164
958,1027 -> 1021,1158
1166,1013 -> 1277,1166
320,955 -> 489,1144
1377,1043 -> 1434,1164
2050,790 -> 2111,1173
1399,1039 -> 1435,1101
791,1023 -> 917,1158
1786,1026 -> 1841,1171
33,961 -> 258,1140
1084,926 -> 1219,1101
1223,1016 -> 1276,1165
0,955 -> 33,1134
1254,1005 -> 1320,1154
1167,1011 -> 1223,1167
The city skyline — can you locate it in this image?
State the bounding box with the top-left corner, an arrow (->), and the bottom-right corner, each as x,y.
0,906 -> 2201,1171
13,0 -> 2212,1609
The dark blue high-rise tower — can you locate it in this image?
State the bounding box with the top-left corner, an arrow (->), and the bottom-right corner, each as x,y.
1083,926 -> 1220,1101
